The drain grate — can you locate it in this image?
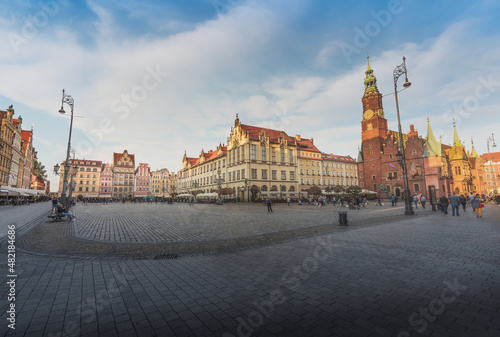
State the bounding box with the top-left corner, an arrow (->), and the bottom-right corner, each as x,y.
153,254 -> 179,260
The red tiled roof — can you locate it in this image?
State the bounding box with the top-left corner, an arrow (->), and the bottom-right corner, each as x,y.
113,152 -> 135,165
321,153 -> 356,162
297,138 -> 321,153
482,152 -> 500,163
21,130 -> 31,152
240,124 -> 296,144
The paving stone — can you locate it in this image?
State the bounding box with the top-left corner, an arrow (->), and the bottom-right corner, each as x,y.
0,202 -> 498,336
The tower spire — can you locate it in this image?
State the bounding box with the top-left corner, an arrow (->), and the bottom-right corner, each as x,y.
364,55 -> 378,94
423,118 -> 442,157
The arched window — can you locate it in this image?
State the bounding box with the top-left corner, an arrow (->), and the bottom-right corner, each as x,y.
281,185 -> 286,192
261,185 -> 268,192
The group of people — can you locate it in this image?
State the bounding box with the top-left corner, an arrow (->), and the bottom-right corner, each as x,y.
438,192 -> 484,217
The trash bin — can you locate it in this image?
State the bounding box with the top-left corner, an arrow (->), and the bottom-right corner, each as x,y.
338,211 -> 348,226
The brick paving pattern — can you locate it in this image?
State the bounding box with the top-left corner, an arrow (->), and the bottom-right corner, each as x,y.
0,201 -> 499,336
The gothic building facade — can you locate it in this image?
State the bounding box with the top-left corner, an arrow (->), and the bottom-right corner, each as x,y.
357,58 -> 486,200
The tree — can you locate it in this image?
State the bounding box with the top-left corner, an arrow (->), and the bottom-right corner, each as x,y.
250,185 -> 260,198
345,185 -> 362,195
333,185 -> 345,194
325,186 -> 333,193
33,160 -> 47,179
307,185 -> 322,196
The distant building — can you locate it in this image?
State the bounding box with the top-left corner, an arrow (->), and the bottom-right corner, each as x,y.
357,57 -> 486,199
134,163 -> 151,198
112,150 -> 135,199
179,115 -> 355,201
21,128 -> 35,189
0,106 -> 15,186
482,151 -> 500,194
58,159 -> 102,199
100,163 -> 113,198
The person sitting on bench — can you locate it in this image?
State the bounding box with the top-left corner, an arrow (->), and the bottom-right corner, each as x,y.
57,203 -> 76,221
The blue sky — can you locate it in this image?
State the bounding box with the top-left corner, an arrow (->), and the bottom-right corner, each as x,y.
0,0 -> 499,191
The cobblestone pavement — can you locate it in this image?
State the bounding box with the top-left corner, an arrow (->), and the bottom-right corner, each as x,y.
0,202 -> 499,336
17,202 -> 433,258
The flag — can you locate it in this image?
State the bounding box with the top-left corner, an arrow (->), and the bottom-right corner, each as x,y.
388,163 -> 398,169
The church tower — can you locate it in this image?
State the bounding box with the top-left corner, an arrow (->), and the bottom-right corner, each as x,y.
359,57 -> 387,193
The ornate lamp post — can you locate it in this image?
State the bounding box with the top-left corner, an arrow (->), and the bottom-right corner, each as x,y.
215,168 -> 224,196
393,57 -> 414,215
486,133 -> 497,193
58,89 -> 75,208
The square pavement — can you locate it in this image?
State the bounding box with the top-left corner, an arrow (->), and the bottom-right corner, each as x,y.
1,201 -> 499,336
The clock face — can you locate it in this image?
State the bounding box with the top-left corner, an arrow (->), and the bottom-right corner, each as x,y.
364,109 -> 374,120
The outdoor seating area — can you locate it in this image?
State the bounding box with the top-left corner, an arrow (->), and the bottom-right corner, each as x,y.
0,185 -> 48,205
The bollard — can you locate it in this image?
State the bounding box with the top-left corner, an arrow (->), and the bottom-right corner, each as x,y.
338,211 -> 348,226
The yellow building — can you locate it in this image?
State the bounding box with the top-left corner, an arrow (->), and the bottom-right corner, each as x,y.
320,153 -> 358,188
443,122 -> 473,194
151,168 -> 174,197
180,115 -> 355,201
58,159 -> 102,199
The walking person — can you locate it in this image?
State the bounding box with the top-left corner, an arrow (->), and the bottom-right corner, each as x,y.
439,194 -> 449,214
287,196 -> 290,207
472,194 -> 483,217
51,197 -> 58,213
413,194 -> 419,209
266,197 -> 273,212
391,194 -> 395,206
459,194 -> 467,211
420,195 -> 426,208
449,191 -> 460,216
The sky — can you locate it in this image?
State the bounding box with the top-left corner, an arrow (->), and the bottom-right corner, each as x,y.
0,0 -> 499,192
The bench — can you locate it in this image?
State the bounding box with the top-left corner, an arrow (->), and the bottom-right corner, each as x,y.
47,213 -> 69,221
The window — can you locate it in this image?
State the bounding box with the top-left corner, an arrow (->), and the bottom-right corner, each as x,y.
241,169 -> 245,179
251,145 -> 256,160
237,170 -> 240,180
280,148 -> 285,162
241,146 -> 245,161
272,170 -> 277,180
262,170 -> 267,179
289,150 -> 293,164
281,170 -> 286,180
290,171 -> 295,180
372,175 -> 376,181
237,147 -> 240,162
261,146 -> 266,161
251,169 -> 257,179
272,148 -> 276,162
412,149 -> 417,155
414,183 -> 420,192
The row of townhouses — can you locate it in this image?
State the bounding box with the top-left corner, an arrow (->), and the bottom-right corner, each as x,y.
57,151 -> 178,200
0,105 -> 44,192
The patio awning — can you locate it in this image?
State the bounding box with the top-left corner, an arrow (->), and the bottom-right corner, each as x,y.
176,193 -> 193,197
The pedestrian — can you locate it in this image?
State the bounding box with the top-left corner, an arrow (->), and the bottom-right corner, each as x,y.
469,193 -> 475,211
472,194 -> 482,217
287,197 -> 290,207
420,195 -> 426,208
266,197 -> 273,212
449,191 -> 460,216
394,196 -> 398,206
52,197 -> 58,213
459,194 -> 467,211
413,194 -> 419,209
57,203 -> 76,221
439,194 -> 449,214
391,194 -> 395,206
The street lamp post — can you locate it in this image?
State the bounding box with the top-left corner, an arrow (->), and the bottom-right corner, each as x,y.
58,89 -> 75,208
393,57 -> 414,215
486,133 -> 497,194
215,169 -> 224,197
